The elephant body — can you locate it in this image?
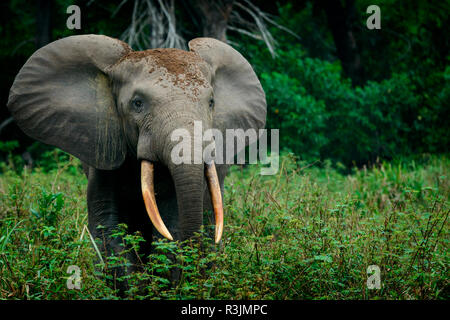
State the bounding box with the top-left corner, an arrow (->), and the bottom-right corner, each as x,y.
84,156 -> 228,258
7,34 -> 266,291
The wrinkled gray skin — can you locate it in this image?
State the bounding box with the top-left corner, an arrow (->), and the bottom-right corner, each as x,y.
7,35 -> 266,291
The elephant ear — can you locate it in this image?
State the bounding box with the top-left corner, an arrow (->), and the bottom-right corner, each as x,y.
7,34 -> 131,170
188,38 -> 266,153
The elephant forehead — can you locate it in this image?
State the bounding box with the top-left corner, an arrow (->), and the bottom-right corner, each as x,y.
117,48 -> 210,89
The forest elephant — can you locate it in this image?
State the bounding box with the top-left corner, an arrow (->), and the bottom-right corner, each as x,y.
7,34 -> 266,288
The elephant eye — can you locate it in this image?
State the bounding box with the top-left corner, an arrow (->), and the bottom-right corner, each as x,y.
209,97 -> 214,109
131,98 -> 144,112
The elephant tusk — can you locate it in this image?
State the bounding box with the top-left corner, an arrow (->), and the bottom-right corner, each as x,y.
141,160 -> 173,241
205,161 -> 224,244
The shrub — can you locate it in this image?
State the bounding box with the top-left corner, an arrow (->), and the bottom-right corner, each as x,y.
0,153 -> 448,299
239,36 -> 422,168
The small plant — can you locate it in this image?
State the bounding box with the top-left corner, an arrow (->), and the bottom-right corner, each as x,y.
30,190 -> 64,226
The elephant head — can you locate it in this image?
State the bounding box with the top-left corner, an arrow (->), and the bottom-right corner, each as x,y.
7,34 -> 266,243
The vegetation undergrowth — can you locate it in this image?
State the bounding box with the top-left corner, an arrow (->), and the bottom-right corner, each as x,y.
0,153 -> 448,299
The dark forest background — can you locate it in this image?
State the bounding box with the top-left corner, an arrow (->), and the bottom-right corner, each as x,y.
0,0 -> 449,300
0,0 -> 448,170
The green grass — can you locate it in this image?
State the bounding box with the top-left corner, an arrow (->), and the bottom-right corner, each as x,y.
0,153 -> 448,299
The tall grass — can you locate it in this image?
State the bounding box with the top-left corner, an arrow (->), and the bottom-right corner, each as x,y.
0,153 -> 448,299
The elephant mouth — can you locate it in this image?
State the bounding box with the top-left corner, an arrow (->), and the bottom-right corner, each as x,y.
140,160 -> 224,243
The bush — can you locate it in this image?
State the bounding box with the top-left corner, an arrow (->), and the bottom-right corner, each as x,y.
237,32 -> 425,168
233,2 -> 448,169
261,71 -> 328,161
0,153 -> 448,299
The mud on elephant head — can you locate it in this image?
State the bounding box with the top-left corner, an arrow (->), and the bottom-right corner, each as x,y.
7,34 -> 266,244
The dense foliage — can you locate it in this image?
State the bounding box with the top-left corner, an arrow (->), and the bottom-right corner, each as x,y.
0,154 -> 448,299
234,2 -> 448,167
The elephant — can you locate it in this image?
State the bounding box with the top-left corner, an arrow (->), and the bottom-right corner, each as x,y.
7,34 -> 266,289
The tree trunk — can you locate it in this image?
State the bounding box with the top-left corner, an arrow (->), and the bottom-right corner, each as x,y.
36,0 -> 52,49
194,0 -> 234,42
317,0 -> 364,86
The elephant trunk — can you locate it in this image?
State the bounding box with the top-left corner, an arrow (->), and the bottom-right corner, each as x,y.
139,110 -> 223,243
169,162 -> 205,240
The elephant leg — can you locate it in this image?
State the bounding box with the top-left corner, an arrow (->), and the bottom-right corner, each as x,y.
81,161 -> 90,178
201,164 -> 229,275
86,166 -> 141,293
145,189 -> 181,284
